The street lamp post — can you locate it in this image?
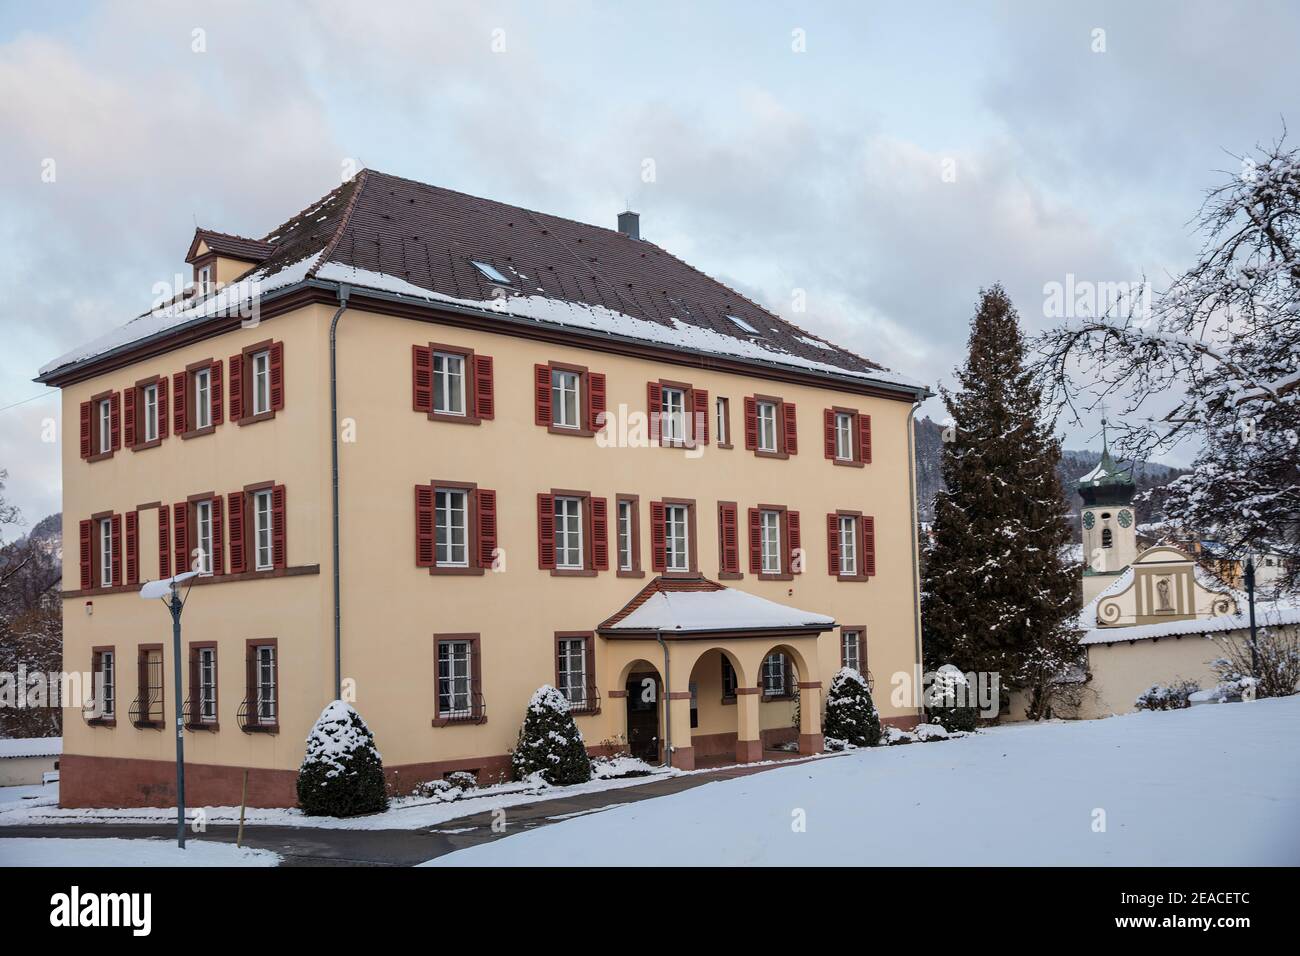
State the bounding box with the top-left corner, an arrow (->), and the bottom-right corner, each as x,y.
1244,553 -> 1259,682
140,570 -> 199,849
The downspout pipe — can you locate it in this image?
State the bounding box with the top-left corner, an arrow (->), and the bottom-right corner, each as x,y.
656,630 -> 671,768
329,284 -> 352,701
907,397 -> 924,717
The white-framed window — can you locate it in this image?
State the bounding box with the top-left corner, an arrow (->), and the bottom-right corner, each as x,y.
255,645 -> 277,724
835,412 -> 854,460
435,488 -> 469,568
98,399 -> 112,453
437,640 -> 472,718
763,652 -> 787,697
661,387 -> 686,443
99,517 -> 113,587
617,499 -> 634,572
198,647 -> 217,722
715,397 -> 728,446
757,400 -> 778,452
97,650 -> 115,718
195,499 -> 213,575
665,504 -> 689,572
551,369 -> 581,429
254,489 -> 274,571
555,496 -> 584,570
193,367 -> 211,429
197,264 -> 212,294
760,510 -> 781,574
557,637 -> 589,709
251,349 -> 271,416
432,352 -> 466,416
842,630 -> 862,673
839,515 -> 858,576
142,384 -> 158,442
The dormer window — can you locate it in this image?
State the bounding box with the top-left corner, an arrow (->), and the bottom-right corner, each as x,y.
470,260 -> 511,285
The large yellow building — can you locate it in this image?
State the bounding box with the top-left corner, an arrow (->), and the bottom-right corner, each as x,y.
38,170 -> 930,807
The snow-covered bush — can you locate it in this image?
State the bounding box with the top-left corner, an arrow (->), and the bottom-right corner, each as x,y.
1134,680 -> 1199,712
511,685 -> 592,786
1210,630 -> 1300,700
913,723 -> 950,741
925,665 -> 980,732
822,667 -> 881,748
297,700 -> 388,817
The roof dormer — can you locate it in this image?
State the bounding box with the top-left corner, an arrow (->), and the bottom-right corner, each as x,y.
184,228 -> 275,294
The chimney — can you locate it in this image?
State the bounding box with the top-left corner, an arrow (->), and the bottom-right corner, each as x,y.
617,210 -> 640,240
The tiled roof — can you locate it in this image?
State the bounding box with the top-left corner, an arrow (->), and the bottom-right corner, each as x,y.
599,576 -> 724,629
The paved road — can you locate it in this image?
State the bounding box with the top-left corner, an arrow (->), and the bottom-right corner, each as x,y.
0,756 -> 816,866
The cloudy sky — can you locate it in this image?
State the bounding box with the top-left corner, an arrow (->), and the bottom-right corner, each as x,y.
1,0 -> 1296,535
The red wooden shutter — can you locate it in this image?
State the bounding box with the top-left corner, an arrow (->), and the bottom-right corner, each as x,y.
823,409 -> 836,459
209,360 -> 223,426
537,493 -> 556,569
787,510 -> 801,574
227,492 -> 246,574
719,503 -> 739,575
412,345 -> 433,412
229,353 -> 244,421
863,516 -> 876,576
173,372 -> 187,434
271,485 -> 287,570
158,505 -> 171,579
110,513 -> 122,586
748,508 -> 762,573
414,485 -> 434,567
473,354 -> 494,419
534,364 -> 552,426
692,388 -> 709,445
858,413 -> 872,464
650,501 -> 667,572
587,372 -> 607,431
125,511 -> 139,586
109,392 -> 121,451
476,488 -> 498,570
647,382 -> 662,444
470,640 -> 483,719
781,402 -> 798,455
826,514 -> 840,576
79,401 -> 91,459
173,502 -> 188,575
157,380 -> 169,439
124,387 -> 136,448
591,497 -> 609,571
743,397 -> 758,450
79,519 -> 93,589
211,495 -> 224,575
270,341 -> 285,411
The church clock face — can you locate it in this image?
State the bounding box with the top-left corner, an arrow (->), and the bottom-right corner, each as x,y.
1118,510 -> 1133,528
1083,511 -> 1095,530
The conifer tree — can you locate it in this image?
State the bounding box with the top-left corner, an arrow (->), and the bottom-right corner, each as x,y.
922,286 -> 1081,718
511,685 -> 592,785
297,700 -> 389,816
822,667 -> 882,747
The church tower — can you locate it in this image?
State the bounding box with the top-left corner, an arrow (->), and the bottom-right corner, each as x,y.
1077,423 -> 1138,604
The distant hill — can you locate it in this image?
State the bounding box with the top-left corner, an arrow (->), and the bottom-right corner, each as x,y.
915,418 -> 1186,541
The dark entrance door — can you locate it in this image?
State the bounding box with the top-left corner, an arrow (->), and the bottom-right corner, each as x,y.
625,672 -> 661,763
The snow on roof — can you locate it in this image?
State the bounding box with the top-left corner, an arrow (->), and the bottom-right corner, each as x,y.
605,587 -> 834,633
1081,602 -> 1300,645
0,736 -> 61,758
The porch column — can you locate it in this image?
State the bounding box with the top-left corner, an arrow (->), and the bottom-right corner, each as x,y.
666,692 -> 695,770
798,681 -> 823,754
735,687 -> 762,762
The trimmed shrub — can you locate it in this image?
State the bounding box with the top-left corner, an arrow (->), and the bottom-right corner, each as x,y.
1134,679 -> 1200,711
297,700 -> 388,817
823,667 -> 882,748
511,685 -> 592,786
925,664 -> 980,731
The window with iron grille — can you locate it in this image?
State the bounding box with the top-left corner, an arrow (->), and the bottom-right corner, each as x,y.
96,650 -> 115,719
198,647 -> 217,722
557,637 -> 589,709
721,658 -> 738,701
763,652 -> 787,697
842,630 -> 862,673
437,640 -> 473,719
255,645 -> 277,725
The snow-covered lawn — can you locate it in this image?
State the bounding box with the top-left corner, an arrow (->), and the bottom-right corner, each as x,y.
0,783 -> 59,809
0,838 -> 280,867
426,696 -> 1300,866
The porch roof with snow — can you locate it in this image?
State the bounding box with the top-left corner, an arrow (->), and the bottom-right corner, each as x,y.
36,169 -> 930,401
597,576 -> 835,637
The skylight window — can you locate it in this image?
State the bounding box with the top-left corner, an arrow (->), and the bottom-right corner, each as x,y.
728,315 -> 760,335
471,260 -> 512,285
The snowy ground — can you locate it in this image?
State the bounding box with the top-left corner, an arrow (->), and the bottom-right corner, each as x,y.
426,696 -> 1300,866
0,838 -> 280,867
0,783 -> 59,809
